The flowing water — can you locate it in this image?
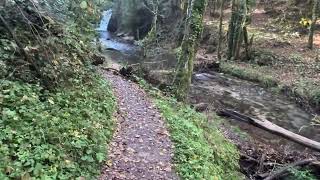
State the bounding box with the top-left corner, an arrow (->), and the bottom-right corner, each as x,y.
98,10 -> 320,151
97,10 -> 141,64
189,72 -> 320,150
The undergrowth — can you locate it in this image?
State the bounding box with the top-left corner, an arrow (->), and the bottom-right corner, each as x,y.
288,168 -> 317,180
0,73 -> 116,179
220,62 -> 277,88
138,79 -> 242,179
293,79 -> 320,107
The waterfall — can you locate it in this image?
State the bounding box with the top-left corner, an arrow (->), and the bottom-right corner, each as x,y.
97,9 -> 139,55
97,9 -> 112,32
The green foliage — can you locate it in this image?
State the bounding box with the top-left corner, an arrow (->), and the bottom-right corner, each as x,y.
250,50 -> 276,66
156,98 -> 241,179
311,115 -> 320,126
300,17 -> 312,28
0,74 -> 116,179
288,168 -> 317,180
138,79 -> 241,179
293,78 -> 320,106
140,26 -> 157,48
0,0 -> 112,87
174,0 -> 206,101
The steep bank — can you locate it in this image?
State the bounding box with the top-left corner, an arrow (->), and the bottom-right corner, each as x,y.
0,1 -> 117,178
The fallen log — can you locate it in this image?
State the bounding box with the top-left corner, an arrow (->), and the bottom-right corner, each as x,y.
217,109 -> 320,152
260,159 -> 317,180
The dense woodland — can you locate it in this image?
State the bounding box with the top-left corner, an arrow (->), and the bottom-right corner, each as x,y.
1,0 -> 320,179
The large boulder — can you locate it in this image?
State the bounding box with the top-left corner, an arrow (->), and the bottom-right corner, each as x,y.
107,14 -> 118,32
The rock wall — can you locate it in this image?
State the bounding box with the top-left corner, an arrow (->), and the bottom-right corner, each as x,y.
108,0 -> 182,39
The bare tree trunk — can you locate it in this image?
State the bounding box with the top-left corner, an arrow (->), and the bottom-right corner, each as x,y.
227,0 -> 237,60
173,0 -> 207,101
0,0 -> 6,7
217,0 -> 225,60
308,0 -> 319,49
209,0 -> 217,17
183,0 -> 189,14
234,28 -> 243,60
243,26 -> 250,60
0,14 -> 31,64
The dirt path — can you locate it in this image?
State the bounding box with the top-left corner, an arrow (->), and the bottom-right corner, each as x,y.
100,71 -> 178,180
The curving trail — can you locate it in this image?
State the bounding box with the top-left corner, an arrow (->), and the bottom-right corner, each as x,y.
100,71 -> 178,180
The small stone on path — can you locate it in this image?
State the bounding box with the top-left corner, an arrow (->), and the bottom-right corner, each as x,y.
100,71 -> 178,180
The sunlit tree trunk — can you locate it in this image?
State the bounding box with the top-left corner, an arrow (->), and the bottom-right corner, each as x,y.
227,0 -> 237,60
308,0 -> 319,49
183,0 -> 189,14
217,0 -> 225,60
227,0 -> 251,60
209,0 -> 217,17
173,0 -> 207,101
243,26 -> 250,60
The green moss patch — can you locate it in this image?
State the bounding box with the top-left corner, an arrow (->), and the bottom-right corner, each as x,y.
220,62 -> 277,88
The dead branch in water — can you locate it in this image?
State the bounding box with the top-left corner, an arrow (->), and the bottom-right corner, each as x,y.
217,109 -> 320,152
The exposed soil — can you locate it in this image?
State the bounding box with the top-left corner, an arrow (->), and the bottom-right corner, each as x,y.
100,71 -> 178,180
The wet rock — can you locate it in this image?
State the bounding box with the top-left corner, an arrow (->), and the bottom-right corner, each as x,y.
107,14 -> 118,32
119,66 -> 134,78
91,54 -> 105,66
111,0 -> 181,40
105,47 -> 119,52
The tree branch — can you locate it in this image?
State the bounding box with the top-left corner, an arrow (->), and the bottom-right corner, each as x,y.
0,13 -> 31,63
262,159 -> 317,180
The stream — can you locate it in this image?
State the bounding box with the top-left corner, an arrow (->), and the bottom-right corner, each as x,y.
97,10 -> 142,64
189,72 -> 320,150
98,10 -> 319,151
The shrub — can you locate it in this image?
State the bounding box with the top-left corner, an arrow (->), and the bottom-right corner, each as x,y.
0,74 -> 115,179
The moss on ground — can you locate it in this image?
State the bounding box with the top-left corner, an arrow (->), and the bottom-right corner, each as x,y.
220,62 -> 277,88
